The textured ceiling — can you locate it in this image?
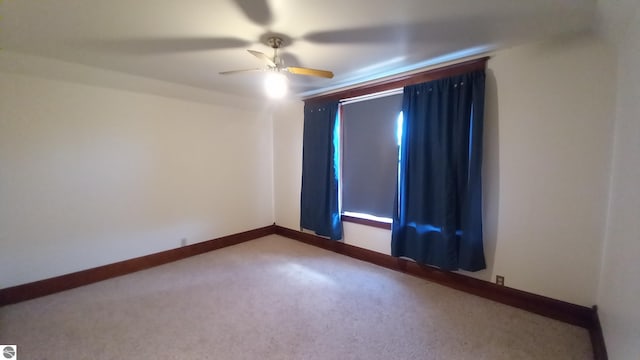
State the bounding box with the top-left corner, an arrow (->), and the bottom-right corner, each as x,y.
0,0 -> 597,98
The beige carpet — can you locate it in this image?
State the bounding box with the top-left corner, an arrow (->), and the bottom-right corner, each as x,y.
0,235 -> 592,359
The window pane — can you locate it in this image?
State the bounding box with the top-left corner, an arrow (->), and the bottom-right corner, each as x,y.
342,93 -> 403,219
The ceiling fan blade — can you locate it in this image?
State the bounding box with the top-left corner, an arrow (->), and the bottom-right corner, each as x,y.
81,37 -> 251,55
302,22 -> 449,44
247,50 -> 276,67
232,0 -> 273,26
286,67 -> 334,79
219,68 -> 263,75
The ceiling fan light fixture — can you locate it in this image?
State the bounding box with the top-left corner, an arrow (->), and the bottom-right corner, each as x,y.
264,71 -> 288,99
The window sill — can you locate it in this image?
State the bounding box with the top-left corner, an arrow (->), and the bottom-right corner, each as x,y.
341,214 -> 392,230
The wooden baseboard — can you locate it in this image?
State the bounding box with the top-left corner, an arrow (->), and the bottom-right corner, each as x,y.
0,225 -> 276,306
273,225 -> 607,359
589,306 -> 608,360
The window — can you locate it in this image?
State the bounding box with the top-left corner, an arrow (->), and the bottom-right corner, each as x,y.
304,57 -> 488,231
339,91 -> 403,229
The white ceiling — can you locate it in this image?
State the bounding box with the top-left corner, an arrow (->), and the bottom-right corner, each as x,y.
0,0 -> 597,99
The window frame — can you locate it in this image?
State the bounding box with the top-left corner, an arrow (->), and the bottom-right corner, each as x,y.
341,213 -> 392,230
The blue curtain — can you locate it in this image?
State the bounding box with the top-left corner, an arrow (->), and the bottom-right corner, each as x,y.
392,70 -> 486,271
300,101 -> 342,240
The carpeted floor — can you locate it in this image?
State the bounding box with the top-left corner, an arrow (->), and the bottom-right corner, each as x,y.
0,235 -> 592,359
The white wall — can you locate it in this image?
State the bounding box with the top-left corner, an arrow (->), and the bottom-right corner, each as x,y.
272,99 -> 304,231
0,55 -> 274,288
597,2 -> 640,358
273,36 -> 615,307
486,37 -> 615,306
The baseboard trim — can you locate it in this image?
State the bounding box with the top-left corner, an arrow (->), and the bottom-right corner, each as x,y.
274,225 -> 607,359
589,306 -> 608,360
0,225 -> 276,306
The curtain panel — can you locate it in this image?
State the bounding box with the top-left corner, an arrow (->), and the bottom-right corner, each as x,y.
392,70 -> 486,271
300,100 -> 343,240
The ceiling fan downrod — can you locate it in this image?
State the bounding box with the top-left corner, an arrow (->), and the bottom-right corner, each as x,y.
267,37 -> 284,67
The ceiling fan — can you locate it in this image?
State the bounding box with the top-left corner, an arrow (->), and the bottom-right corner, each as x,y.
219,36 -> 334,79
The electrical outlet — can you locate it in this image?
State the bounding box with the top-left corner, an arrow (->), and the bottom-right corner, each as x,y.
180,238 -> 188,247
496,275 -> 505,286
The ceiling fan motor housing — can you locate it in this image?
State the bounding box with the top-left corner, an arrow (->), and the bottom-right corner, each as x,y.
267,37 -> 284,49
